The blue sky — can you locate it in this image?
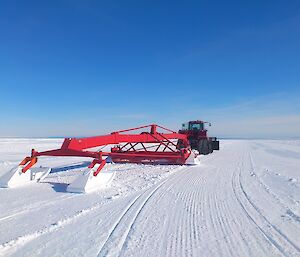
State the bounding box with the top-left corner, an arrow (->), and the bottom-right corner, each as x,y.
0,0 -> 300,138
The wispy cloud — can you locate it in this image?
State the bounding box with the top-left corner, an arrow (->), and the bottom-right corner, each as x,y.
157,91 -> 300,138
211,115 -> 300,138
1,92 -> 299,138
201,92 -> 300,138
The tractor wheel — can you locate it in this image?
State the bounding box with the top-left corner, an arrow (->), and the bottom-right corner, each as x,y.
198,139 -> 210,155
208,141 -> 213,154
198,140 -> 204,154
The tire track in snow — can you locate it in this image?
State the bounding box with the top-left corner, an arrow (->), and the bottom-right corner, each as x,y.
144,171 -> 195,257
0,164 -> 182,256
204,165 -> 253,257
97,178 -> 169,257
0,201 -> 106,256
248,152 -> 300,224
97,166 -> 195,257
171,160 -> 258,256
120,154 -> 268,257
177,156 -> 252,257
211,184 -> 239,257
161,166 -> 210,257
3,141 -> 299,256
239,165 -> 300,253
232,157 -> 300,256
175,172 -> 203,257
232,166 -> 288,256
102,144 -> 295,257
125,162 -> 256,257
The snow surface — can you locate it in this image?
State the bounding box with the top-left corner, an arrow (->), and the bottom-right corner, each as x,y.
0,139 -> 300,257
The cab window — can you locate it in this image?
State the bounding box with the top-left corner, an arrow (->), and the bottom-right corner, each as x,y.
189,123 -> 203,130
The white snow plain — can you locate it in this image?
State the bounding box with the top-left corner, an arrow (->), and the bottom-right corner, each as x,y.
0,139 -> 299,257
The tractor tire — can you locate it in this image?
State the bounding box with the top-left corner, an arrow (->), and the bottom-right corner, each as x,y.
198,140 -> 204,154
208,141 -> 213,154
198,139 -> 210,155
212,140 -> 220,150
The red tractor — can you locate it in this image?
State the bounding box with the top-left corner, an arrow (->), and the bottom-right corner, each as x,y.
178,120 -> 219,155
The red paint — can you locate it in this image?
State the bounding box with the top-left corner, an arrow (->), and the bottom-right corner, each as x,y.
17,122 -> 218,177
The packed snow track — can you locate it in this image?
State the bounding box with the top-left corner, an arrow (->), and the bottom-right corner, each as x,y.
0,139 -> 299,257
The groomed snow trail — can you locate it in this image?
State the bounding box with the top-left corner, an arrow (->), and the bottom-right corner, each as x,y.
0,140 -> 299,257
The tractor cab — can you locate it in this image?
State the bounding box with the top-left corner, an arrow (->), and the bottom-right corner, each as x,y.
181,121 -> 207,132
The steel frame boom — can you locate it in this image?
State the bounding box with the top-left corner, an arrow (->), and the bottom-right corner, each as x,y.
19,124 -> 192,176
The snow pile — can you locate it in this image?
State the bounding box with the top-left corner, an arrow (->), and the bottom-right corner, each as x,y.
0,167 -> 51,188
66,165 -> 115,193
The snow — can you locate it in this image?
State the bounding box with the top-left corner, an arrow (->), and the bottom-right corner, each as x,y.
66,165 -> 116,193
0,167 -> 51,188
0,139 -> 299,257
